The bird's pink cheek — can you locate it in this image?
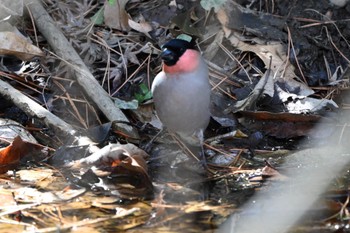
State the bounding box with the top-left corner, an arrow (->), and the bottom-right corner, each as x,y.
163,50 -> 200,74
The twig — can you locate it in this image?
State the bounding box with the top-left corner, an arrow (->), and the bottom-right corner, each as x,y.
286,26 -> 307,84
25,0 -> 138,139
218,43 -> 253,84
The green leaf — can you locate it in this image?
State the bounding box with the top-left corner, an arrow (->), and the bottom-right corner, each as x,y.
108,0 -> 117,5
134,83 -> 152,103
143,91 -> 153,101
91,7 -> 104,25
139,83 -> 149,94
134,93 -> 143,102
176,34 -> 192,43
114,98 -> 139,110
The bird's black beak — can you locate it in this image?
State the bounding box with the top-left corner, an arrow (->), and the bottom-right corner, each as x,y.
161,48 -> 176,65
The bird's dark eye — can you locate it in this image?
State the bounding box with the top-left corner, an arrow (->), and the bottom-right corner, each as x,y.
161,48 -> 178,66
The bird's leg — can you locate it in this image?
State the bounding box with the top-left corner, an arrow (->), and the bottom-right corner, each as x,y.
197,129 -> 208,170
144,128 -> 164,152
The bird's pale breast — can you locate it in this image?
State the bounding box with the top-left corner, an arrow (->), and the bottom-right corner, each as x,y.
152,56 -> 210,138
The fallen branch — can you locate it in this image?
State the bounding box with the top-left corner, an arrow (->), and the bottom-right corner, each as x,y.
25,0 -> 138,139
0,78 -> 76,138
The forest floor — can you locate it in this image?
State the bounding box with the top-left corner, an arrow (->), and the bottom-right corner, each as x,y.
0,0 -> 350,232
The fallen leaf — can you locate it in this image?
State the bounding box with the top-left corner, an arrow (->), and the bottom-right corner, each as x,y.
0,118 -> 37,143
216,2 -> 338,116
128,17 -> 152,35
0,136 -> 49,173
0,189 -> 17,207
261,165 -> 287,181
16,168 -> 55,189
0,136 -> 24,173
261,165 -> 281,177
91,7 -> 104,25
239,111 -> 327,138
233,69 -> 275,111
171,10 -> 201,37
69,143 -> 153,199
104,0 -> 130,31
216,1 -> 313,96
14,187 -> 86,203
0,31 -> 44,61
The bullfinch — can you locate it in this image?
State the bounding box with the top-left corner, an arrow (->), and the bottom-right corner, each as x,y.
151,38 -> 211,146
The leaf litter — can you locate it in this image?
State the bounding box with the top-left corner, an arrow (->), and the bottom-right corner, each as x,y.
0,0 -> 349,232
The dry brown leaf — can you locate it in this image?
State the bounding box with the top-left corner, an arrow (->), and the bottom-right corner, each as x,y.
70,143 -> 153,196
14,187 -> 86,203
72,143 -> 149,171
225,33 -> 312,95
0,31 -> 44,61
0,136 -> 24,173
216,3 -> 313,97
128,17 -> 152,36
16,168 -> 55,189
261,165 -> 287,181
0,118 -> 38,143
104,0 -> 130,31
171,10 -> 201,37
0,189 -> 17,207
183,201 -> 234,215
0,136 -> 48,173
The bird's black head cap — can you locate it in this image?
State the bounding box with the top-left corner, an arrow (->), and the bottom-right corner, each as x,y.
160,39 -> 196,66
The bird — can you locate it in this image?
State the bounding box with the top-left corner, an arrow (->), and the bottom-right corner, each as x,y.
151,38 -> 211,146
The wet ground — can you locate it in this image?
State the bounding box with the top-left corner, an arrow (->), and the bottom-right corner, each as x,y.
1,0 -> 350,232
